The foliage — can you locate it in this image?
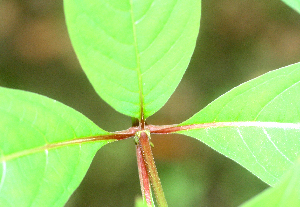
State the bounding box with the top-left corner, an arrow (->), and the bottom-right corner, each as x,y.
0,87 -> 112,206
282,0 -> 300,13
240,157 -> 300,207
0,0 -> 300,206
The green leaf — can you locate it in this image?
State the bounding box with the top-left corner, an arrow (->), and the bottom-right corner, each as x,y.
64,0 -> 201,119
135,197 -> 152,207
0,87 -> 113,207
176,62 -> 300,186
240,157 -> 300,207
282,0 -> 300,14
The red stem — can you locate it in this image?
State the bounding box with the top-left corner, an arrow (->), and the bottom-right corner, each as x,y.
136,144 -> 152,206
138,131 -> 167,207
80,122 -> 268,144
111,122 -> 264,141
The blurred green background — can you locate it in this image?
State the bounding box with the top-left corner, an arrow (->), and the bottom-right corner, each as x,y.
1,0 -> 300,206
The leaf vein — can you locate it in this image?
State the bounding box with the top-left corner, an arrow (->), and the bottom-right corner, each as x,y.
134,1 -> 154,24
262,128 -> 293,163
255,80 -> 300,120
139,0 -> 178,54
0,157 -> 6,193
237,129 -> 278,180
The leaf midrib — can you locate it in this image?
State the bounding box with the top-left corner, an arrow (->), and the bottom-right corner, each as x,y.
0,136 -> 115,163
130,0 -> 144,120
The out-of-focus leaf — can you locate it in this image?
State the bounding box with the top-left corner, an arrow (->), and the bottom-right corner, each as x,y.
176,62 -> 300,186
282,0 -> 300,14
64,0 -> 201,119
240,157 -> 300,207
0,87 -> 113,207
135,197 -> 151,207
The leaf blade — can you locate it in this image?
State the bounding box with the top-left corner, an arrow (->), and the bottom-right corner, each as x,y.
64,0 -> 201,119
176,62 -> 300,185
282,0 -> 300,14
240,157 -> 300,207
0,87 -> 112,207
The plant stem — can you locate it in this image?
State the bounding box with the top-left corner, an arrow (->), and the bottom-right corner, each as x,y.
138,131 -> 168,207
136,144 -> 153,206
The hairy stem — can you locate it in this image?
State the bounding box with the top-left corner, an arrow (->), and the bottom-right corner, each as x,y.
138,131 -> 168,207
136,144 -> 153,206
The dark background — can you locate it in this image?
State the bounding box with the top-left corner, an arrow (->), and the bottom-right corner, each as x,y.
1,0 -> 300,206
